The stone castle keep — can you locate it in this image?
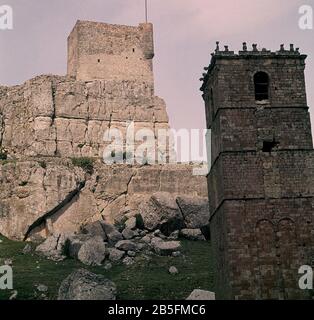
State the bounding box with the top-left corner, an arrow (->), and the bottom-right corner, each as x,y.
0,21 -> 207,240
1,19 -> 314,300
201,43 -> 314,299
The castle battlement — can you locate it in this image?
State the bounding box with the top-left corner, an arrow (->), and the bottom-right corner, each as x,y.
67,20 -> 154,86
200,43 -> 307,92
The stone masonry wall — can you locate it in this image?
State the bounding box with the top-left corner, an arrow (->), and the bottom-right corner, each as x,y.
68,21 -> 154,85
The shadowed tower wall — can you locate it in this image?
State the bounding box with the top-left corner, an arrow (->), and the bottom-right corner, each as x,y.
201,43 -> 314,300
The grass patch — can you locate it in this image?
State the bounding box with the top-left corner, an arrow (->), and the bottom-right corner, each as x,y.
71,157 -> 94,174
0,235 -> 214,300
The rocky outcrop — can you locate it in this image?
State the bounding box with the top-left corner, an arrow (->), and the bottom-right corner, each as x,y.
35,233 -> 69,261
139,192 -> 184,235
176,195 -> 210,229
180,229 -> 206,241
0,160 -> 207,241
58,269 -> 117,300
77,236 -> 107,266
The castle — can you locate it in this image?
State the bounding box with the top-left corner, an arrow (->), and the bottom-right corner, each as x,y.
201,42 -> 314,299
1,19 -> 313,300
0,21 -> 207,241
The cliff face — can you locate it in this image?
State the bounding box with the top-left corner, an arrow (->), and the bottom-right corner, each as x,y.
0,75 -> 169,159
0,21 -> 208,241
0,160 -> 207,241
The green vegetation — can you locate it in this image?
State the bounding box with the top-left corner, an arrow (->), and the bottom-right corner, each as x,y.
38,161 -> 47,169
71,157 -> 94,174
0,147 -> 7,161
0,235 -> 214,300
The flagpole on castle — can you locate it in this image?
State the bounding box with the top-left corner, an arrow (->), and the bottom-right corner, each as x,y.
145,0 -> 148,23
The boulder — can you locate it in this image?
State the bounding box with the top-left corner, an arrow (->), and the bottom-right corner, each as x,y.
115,240 -> 138,252
122,228 -> 135,240
176,195 -> 210,229
81,221 -> 107,241
168,230 -> 179,240
153,240 -> 181,256
186,289 -> 215,300
125,217 -> 137,230
123,257 -> 135,266
102,223 -> 123,245
58,269 -> 117,300
139,192 -> 184,236
108,248 -> 125,262
180,229 -> 206,241
22,244 -> 32,254
67,234 -> 91,259
77,236 -> 106,266
35,233 -> 69,261
127,250 -> 136,257
169,266 -> 179,275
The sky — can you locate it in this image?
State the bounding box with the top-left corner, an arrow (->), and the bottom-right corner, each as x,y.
0,0 -> 313,140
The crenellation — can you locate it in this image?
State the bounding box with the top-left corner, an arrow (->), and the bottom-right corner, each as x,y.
202,43 -> 314,299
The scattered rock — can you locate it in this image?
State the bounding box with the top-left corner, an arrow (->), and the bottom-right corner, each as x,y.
141,235 -> 151,244
36,284 -> 48,292
176,195 -> 210,229
123,257 -> 134,266
81,221 -> 107,241
122,228 -> 135,240
186,289 -> 215,300
169,266 -> 179,275
77,236 -> 106,266
172,251 -> 181,257
127,250 -> 136,257
115,240 -> 138,252
67,234 -> 91,259
35,233 -> 68,261
139,230 -> 147,237
153,241 -> 181,256
125,217 -> 137,230
137,243 -> 147,251
180,229 -> 206,241
104,262 -> 112,270
108,248 -> 125,262
139,192 -> 184,235
22,244 -> 32,254
102,223 -> 123,245
168,230 -> 179,240
58,269 -> 117,300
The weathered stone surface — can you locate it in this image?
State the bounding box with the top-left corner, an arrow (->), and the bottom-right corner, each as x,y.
81,221 -> 107,241
102,223 -> 123,244
108,248 -> 125,262
186,290 -> 215,300
125,217 -> 137,230
122,228 -> 135,240
0,160 -> 86,241
0,20 -> 209,245
180,229 -> 206,241
176,195 -> 210,229
123,257 -> 135,266
169,266 -> 179,275
67,234 -> 91,259
58,269 -> 117,300
153,240 -> 181,256
35,234 -> 69,261
77,236 -> 106,266
140,192 -> 184,235
115,240 -> 138,252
